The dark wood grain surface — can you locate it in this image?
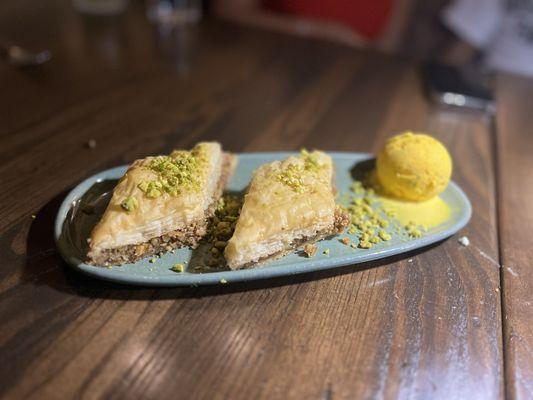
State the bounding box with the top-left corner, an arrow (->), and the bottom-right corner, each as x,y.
496,74 -> 533,400
0,1 -> 512,399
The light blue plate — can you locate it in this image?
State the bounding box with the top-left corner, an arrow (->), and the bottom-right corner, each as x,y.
55,152 -> 471,286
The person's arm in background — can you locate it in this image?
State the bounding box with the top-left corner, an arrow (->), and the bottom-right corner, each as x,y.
440,0 -> 503,65
212,0 -> 369,48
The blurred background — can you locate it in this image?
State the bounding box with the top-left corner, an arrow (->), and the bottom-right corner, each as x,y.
2,0 -> 532,129
212,0 -> 533,78
2,0 -> 532,77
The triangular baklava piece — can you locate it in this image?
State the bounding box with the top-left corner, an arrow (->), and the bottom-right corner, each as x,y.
88,142 -> 236,266
224,150 -> 349,269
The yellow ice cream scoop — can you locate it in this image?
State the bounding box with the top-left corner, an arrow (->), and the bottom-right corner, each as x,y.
376,132 -> 452,201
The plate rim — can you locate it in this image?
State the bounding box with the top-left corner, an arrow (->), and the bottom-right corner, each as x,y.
55,151 -> 472,287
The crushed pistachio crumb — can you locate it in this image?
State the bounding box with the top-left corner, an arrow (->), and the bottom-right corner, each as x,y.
171,263 -> 185,273
345,183 -> 386,249
303,244 -> 318,257
149,257 -> 157,264
220,278 -> 228,284
200,195 -> 243,269
300,149 -> 323,171
408,229 -> 423,238
358,240 -> 372,249
378,230 -> 392,241
275,149 -> 325,193
405,221 -> 424,238
138,145 -> 208,199
277,163 -> 306,193
323,249 -> 330,255
121,196 -> 139,213
343,176 -> 427,249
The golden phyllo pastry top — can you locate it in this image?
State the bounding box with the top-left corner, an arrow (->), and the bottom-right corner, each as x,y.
224,150 -> 336,261
90,142 -> 223,250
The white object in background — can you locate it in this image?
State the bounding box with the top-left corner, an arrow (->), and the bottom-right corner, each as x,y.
443,0 -> 533,78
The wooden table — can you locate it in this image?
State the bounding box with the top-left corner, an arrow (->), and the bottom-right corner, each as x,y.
1,1 -> 532,399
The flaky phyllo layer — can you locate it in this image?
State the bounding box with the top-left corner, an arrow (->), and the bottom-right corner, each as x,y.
87,142 -> 235,266
224,150 -> 348,269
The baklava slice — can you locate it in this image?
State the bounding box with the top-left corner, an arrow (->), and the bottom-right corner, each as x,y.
87,142 -> 236,266
224,150 -> 349,269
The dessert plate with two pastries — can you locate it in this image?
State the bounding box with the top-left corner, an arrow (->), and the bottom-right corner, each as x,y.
56,134 -> 471,286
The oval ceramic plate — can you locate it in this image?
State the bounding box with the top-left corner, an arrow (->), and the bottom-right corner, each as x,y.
55,152 -> 471,286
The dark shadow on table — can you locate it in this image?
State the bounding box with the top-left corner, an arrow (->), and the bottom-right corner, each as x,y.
21,187 -> 101,297
350,157 -> 376,183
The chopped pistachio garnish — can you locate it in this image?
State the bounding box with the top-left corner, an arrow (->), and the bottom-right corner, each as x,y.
275,150 -> 325,193
358,240 -> 372,249
343,177 -> 429,249
378,230 -> 392,241
378,219 -> 389,228
405,222 -> 424,238
149,257 -> 157,263
277,163 -> 306,193
220,278 -> 228,284
198,195 -> 243,270
300,149 -> 323,171
323,249 -> 330,255
138,145 -> 208,199
171,263 -> 185,273
121,196 -> 139,213
345,184 -> 386,249
351,181 -> 365,195
409,229 -> 423,238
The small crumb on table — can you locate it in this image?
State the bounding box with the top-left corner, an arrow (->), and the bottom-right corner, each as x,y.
458,236 -> 470,247
86,139 -> 97,149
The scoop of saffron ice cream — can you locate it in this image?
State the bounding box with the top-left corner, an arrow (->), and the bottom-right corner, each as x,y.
376,132 -> 452,201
